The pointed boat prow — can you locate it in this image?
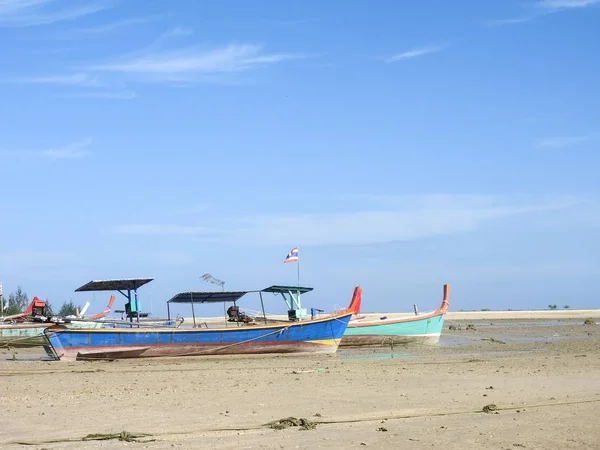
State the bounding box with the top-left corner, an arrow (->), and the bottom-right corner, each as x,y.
439,284 -> 450,312
346,286 -> 362,315
87,295 -> 116,321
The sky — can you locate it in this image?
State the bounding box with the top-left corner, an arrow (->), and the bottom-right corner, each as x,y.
0,0 -> 599,317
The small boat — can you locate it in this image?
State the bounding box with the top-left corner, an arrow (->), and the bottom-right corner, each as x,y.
0,321 -> 106,348
341,284 -> 450,346
43,285 -> 362,361
0,296 -> 115,348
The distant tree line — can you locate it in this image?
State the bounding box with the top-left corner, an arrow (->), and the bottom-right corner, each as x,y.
3,286 -> 30,315
1,286 -> 79,317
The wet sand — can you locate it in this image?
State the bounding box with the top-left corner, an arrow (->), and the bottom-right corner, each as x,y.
1,318 -> 599,449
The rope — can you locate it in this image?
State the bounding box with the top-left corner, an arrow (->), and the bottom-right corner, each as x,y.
9,397 -> 600,446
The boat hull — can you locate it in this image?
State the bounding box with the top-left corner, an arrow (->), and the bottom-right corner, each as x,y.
341,312 -> 446,346
44,313 -> 353,361
341,284 -> 450,347
0,321 -> 104,348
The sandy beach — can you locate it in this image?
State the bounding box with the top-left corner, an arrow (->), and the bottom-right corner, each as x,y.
1,315 -> 599,449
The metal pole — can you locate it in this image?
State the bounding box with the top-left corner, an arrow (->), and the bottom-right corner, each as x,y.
222,283 -> 227,327
259,291 -> 267,324
128,291 -> 132,323
167,302 -> 171,321
297,260 -> 300,286
234,300 -> 240,327
135,289 -> 140,325
190,292 -> 196,328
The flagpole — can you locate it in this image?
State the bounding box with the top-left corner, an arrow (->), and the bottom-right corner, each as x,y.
297,258 -> 300,287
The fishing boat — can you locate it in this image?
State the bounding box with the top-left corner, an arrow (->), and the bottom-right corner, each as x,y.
341,284 -> 450,346
0,296 -> 115,348
44,284 -> 362,361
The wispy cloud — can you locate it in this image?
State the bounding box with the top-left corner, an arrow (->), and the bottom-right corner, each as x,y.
535,0 -> 600,10
383,44 -> 447,63
0,0 -> 107,27
8,72 -> 99,86
4,30 -> 306,96
111,224 -> 206,236
485,17 -> 531,26
534,132 -> 599,148
0,0 -> 50,14
3,72 -> 135,99
487,0 -> 599,25
229,204 -> 567,246
86,43 -> 307,82
70,16 -> 156,35
57,90 -> 136,99
42,138 -> 92,158
136,195 -> 574,246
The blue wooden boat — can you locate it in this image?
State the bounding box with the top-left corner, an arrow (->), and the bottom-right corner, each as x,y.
341,284 -> 450,346
43,285 -> 362,361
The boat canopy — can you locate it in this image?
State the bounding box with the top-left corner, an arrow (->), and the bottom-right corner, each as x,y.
74,278 -> 154,324
75,278 -> 154,292
167,285 -> 314,304
262,285 -> 313,295
167,285 -> 315,325
167,291 -> 252,304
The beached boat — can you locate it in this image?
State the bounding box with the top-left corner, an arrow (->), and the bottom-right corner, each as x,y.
341,284 -> 450,346
0,296 -> 116,348
44,285 -> 362,361
0,321 -> 106,348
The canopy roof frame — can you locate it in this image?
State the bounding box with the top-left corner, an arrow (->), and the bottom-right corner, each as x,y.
75,278 -> 154,324
166,285 -> 314,326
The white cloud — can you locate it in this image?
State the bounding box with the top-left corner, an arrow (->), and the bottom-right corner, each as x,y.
9,72 -> 99,86
111,224 -> 206,236
486,0 -> 598,26
0,0 -> 50,14
87,43 -> 306,81
57,90 -> 137,99
193,195 -> 578,246
485,17 -> 531,26
42,138 -> 92,158
384,44 -> 447,63
3,72 -> 135,99
536,0 -> 600,9
108,195 -> 577,246
70,16 -> 157,35
0,0 -> 107,27
534,132 -> 599,148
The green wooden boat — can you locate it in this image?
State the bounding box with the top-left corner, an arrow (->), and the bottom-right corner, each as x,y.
1,295 -> 115,348
341,284 -> 450,346
0,321 -> 105,348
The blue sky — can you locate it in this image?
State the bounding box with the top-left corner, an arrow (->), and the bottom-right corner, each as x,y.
1,0 -> 599,316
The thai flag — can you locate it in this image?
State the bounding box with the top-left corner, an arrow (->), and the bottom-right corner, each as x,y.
284,246 -> 299,263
